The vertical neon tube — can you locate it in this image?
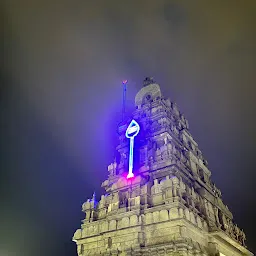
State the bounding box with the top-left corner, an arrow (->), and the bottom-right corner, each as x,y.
127,137 -> 134,178
125,120 -> 140,179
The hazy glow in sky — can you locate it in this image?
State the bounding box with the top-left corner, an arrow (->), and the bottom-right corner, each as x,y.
2,0 -> 256,255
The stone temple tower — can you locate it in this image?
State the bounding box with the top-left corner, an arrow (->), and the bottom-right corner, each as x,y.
72,78 -> 253,256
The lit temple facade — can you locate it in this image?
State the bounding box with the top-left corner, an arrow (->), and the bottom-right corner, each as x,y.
73,78 -> 253,256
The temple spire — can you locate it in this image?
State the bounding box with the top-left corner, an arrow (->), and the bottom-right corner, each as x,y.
73,77 -> 252,256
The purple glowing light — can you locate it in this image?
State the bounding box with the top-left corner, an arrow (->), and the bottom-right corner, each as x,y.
126,120 -> 140,179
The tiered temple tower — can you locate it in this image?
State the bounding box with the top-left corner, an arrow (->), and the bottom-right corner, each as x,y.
72,78 -> 253,256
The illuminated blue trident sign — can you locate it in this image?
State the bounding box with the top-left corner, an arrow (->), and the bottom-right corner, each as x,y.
125,120 -> 140,179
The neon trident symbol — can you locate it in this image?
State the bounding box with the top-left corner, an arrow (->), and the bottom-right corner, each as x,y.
125,119 -> 140,179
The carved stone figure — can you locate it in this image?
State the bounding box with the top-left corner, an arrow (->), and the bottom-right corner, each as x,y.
82,200 -> 91,212
155,148 -> 162,161
167,142 -> 173,155
240,229 -> 246,246
160,144 -> 168,160
121,152 -> 127,164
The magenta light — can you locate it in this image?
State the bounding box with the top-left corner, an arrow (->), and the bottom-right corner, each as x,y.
122,80 -> 128,84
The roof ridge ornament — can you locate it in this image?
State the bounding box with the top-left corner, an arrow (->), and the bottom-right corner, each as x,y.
143,77 -> 155,87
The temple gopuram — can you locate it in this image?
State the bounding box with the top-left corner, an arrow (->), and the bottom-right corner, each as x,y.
72,78 -> 253,256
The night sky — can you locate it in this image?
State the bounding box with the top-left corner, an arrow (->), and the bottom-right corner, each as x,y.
2,1 -> 256,255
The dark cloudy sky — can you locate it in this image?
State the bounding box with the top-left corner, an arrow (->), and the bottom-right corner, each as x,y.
2,1 -> 256,255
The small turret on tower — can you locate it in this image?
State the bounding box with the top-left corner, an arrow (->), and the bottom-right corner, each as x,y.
143,77 -> 155,86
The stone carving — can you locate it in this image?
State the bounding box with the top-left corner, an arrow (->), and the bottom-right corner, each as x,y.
108,159 -> 117,176
240,229 -> 246,246
143,77 -> 155,86
130,215 -> 138,226
179,178 -> 186,194
184,208 -> 190,221
107,204 -> 112,213
101,221 -> 108,233
98,195 -> 105,209
120,152 -> 127,165
121,217 -> 130,228
160,209 -> 169,221
145,212 -> 153,224
155,148 -> 162,161
153,211 -> 160,222
82,200 -> 91,212
169,207 -> 179,219
151,179 -> 162,194
109,220 -> 116,231
173,126 -> 179,136
167,142 -> 173,155
196,216 -> 203,229
179,208 -> 184,218
160,144 -> 169,160
190,211 -> 196,224
135,80 -> 161,107
135,196 -> 140,206
78,244 -> 84,255
73,229 -> 82,240
74,79 -> 250,255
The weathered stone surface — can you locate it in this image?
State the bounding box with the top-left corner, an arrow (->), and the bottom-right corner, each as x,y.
73,78 -> 253,256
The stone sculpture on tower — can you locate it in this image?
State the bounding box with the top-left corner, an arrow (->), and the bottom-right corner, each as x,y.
73,78 -> 253,256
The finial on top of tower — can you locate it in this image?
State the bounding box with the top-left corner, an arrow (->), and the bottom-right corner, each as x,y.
143,77 -> 155,87
135,77 -> 161,107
